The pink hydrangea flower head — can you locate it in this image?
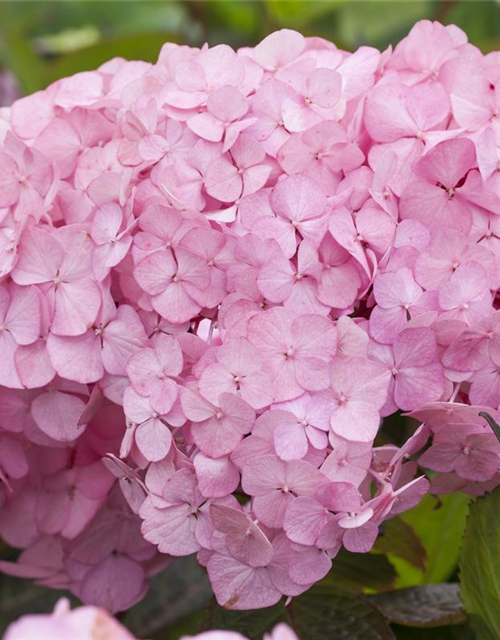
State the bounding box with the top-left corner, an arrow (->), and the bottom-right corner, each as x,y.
2,19 -> 500,614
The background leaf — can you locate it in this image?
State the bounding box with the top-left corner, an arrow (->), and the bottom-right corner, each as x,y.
0,577 -> 77,634
205,584 -> 396,640
335,1 -> 431,50
122,556 -> 212,638
369,584 -> 466,628
264,0 -> 346,31
443,0 -> 500,53
322,548 -> 397,593
460,487 -> 500,640
375,517 -> 427,572
44,33 -> 179,83
392,624 -> 477,640
389,493 -> 469,587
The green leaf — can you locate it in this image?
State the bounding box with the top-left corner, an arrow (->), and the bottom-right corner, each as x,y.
264,0 -> 345,30
460,486 -> 500,640
122,556 -> 212,638
369,584 -> 466,628
391,493 -> 469,587
443,0 -> 500,53
335,1 -> 431,50
45,33 -> 179,84
291,586 -> 396,640
205,600 -> 289,640
375,517 -> 427,571
323,548 -> 397,593
0,27 -> 49,94
205,584 -> 396,640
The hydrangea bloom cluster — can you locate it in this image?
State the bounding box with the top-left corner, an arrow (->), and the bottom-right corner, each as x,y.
3,599 -> 297,640
1,19 -> 500,612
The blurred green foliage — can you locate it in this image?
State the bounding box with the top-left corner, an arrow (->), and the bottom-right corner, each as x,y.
1,1 -> 500,96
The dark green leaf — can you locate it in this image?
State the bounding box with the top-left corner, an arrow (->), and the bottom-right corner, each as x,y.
375,517 -> 427,572
369,584 -> 466,628
205,600 -> 289,640
291,586 -> 396,640
122,556 -> 212,638
0,575 -> 77,633
205,584 -> 396,640
323,548 -> 397,593
460,486 -> 500,640
393,623 -> 477,640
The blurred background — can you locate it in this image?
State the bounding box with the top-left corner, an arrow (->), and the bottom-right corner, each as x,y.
1,0 -> 500,106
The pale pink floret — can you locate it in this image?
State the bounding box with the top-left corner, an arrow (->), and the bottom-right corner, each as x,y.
247,78 -> 295,155
419,423 -> 500,481
205,134 -> 271,203
198,338 -> 274,410
188,86 -> 255,153
253,29 -> 305,71
241,453 -> 327,528
0,133 -> 55,221
438,261 -> 492,325
321,433 -> 372,487
370,327 -> 445,412
365,82 -> 451,145
47,304 -> 147,384
122,387 -> 173,462
415,228 -> 499,290
284,481 -> 361,547
127,333 -> 183,414
140,468 -> 205,555
278,120 -> 364,183
181,387 -> 255,458
277,64 -> 343,133
400,139 -> 481,233
329,357 -> 391,442
12,227 -> 101,336
315,235 -> 361,310
210,504 -> 274,567
370,268 -> 436,344
443,310 -> 500,371
179,226 -> 231,308
257,240 -> 328,315
248,308 -> 337,402
0,283 -> 40,389
134,246 -> 210,324
35,461 -> 115,540
270,174 -> 330,248
90,202 -> 135,280
29,379 -> 89,443
272,393 -> 334,460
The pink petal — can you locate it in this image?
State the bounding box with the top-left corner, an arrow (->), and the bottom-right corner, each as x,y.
31,390 -> 87,443
194,453 -> 239,498
207,554 -> 281,610
135,417 -> 172,462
